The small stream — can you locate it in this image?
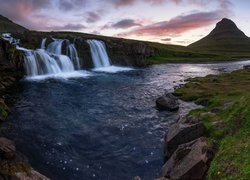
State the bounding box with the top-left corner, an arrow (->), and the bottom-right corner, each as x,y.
1,60 -> 250,180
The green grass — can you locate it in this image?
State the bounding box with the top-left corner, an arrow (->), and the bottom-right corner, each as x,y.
174,69 -> 250,179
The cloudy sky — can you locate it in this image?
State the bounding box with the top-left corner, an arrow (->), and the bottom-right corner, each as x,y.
0,0 -> 250,45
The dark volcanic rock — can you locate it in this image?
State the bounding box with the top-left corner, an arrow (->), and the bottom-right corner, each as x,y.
0,137 -> 16,159
162,137 -> 213,179
0,137 -> 50,179
156,93 -> 179,111
164,122 -> 205,160
13,169 -> 50,180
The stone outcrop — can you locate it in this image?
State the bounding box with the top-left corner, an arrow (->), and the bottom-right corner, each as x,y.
158,109 -> 213,180
162,137 -> 213,179
156,93 -> 179,111
106,39 -> 154,67
164,122 -> 205,160
0,137 -> 16,159
0,137 -> 50,179
14,169 -> 50,180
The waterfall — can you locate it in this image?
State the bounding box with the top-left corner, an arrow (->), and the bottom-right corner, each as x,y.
67,43 -> 81,70
20,38 -> 80,77
23,49 -> 74,76
87,40 -> 111,68
47,39 -> 64,55
41,38 -> 46,49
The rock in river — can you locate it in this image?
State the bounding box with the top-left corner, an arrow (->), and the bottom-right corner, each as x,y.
156,93 -> 179,111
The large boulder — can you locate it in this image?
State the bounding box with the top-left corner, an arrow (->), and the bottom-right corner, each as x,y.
156,93 -> 179,111
162,137 -> 213,179
0,137 -> 16,159
164,122 -> 205,160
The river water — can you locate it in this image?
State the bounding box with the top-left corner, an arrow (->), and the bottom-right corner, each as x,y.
2,61 -> 250,180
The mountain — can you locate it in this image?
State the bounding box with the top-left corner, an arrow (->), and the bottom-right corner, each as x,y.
0,15 -> 28,33
189,18 -> 250,52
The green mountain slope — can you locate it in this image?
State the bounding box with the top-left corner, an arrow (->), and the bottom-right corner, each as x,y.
189,18 -> 250,54
0,15 -> 28,33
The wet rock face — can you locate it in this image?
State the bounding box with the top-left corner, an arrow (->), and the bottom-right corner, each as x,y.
0,137 -> 50,180
106,40 -> 155,67
0,137 -> 16,159
156,93 -> 179,111
14,169 -> 50,180
0,39 -> 24,72
162,137 -> 213,179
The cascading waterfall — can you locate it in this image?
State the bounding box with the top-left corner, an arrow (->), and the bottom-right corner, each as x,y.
22,49 -> 74,76
47,39 -> 64,55
41,38 -> 46,49
87,40 -> 111,68
20,38 -> 82,78
2,33 -> 132,79
67,43 -> 81,70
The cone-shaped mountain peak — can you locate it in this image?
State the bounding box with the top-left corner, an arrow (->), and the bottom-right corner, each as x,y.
189,18 -> 250,50
209,18 -> 247,37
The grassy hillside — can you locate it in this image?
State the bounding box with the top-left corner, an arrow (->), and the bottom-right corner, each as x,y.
174,69 -> 250,179
14,31 -> 232,64
0,15 -> 28,33
188,18 -> 250,59
1,14 -> 250,64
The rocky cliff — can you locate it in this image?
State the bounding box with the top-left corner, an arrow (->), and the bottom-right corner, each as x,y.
12,31 -> 155,68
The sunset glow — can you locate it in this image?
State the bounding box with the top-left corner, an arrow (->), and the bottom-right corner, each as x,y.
1,0 -> 250,45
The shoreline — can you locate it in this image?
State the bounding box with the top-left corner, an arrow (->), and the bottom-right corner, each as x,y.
157,67 -> 250,179
0,39 -> 50,179
0,37 -> 249,178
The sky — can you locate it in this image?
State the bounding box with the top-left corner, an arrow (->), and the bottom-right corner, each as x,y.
0,0 -> 250,45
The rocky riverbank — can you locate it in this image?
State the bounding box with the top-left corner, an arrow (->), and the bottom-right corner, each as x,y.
0,38 -> 50,179
153,93 -> 213,179
156,68 -> 250,179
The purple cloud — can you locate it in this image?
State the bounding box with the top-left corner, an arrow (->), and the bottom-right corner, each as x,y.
86,12 -> 101,23
48,23 -> 87,31
110,19 -> 141,29
119,11 -> 223,36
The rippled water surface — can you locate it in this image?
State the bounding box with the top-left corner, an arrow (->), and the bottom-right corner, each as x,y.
2,61 -> 250,180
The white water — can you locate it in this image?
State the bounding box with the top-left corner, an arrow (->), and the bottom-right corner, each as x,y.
87,39 -> 111,68
18,38 -> 89,80
67,43 -> 81,70
87,39 -> 133,72
41,38 -> 46,49
2,33 -> 132,79
47,39 -> 64,55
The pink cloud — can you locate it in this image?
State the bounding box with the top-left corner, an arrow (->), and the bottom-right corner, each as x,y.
119,11 -> 223,37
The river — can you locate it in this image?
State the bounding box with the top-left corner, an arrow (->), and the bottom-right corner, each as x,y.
2,60 -> 250,180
